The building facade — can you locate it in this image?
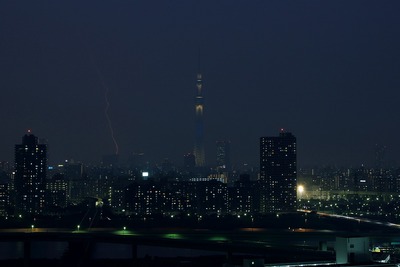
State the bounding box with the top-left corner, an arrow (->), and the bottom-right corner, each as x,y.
259,130 -> 297,213
216,140 -> 231,171
14,132 -> 47,215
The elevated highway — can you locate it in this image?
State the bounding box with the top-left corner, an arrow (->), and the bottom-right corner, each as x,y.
1,212 -> 399,265
0,227 -> 336,264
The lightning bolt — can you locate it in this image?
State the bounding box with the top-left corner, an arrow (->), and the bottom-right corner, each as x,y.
78,31 -> 120,155
93,64 -> 119,155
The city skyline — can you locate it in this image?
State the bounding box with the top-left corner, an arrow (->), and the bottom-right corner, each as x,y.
1,2 -> 400,266
0,1 -> 400,167
1,129 -> 393,169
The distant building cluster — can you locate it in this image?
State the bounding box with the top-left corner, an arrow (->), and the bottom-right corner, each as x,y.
298,165 -> 400,198
0,130 -> 399,221
0,129 -> 399,221
0,131 -> 300,218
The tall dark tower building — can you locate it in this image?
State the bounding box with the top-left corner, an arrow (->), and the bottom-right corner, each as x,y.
259,130 -> 297,213
14,132 -> 47,215
216,140 -> 231,170
194,73 -> 205,167
374,144 -> 386,169
183,153 -> 196,172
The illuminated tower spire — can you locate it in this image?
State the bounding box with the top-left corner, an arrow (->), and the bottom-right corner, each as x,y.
194,71 -> 205,167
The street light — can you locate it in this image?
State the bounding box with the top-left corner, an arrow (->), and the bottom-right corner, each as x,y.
77,225 -> 80,231
297,185 -> 305,200
31,225 -> 34,232
298,185 -> 304,193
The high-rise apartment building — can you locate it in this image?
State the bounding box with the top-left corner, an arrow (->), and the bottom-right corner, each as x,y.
14,132 -> 47,215
259,130 -> 297,213
46,173 -> 67,208
0,183 -> 9,217
216,140 -> 231,170
64,162 -> 83,202
183,153 -> 196,172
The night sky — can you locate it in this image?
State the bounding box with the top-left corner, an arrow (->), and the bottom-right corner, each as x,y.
1,1 -> 400,167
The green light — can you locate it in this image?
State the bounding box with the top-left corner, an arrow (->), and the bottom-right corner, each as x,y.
163,233 -> 183,239
209,236 -> 228,242
113,229 -> 135,236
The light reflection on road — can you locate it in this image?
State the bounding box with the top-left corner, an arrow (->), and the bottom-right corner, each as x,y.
298,209 -> 400,229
